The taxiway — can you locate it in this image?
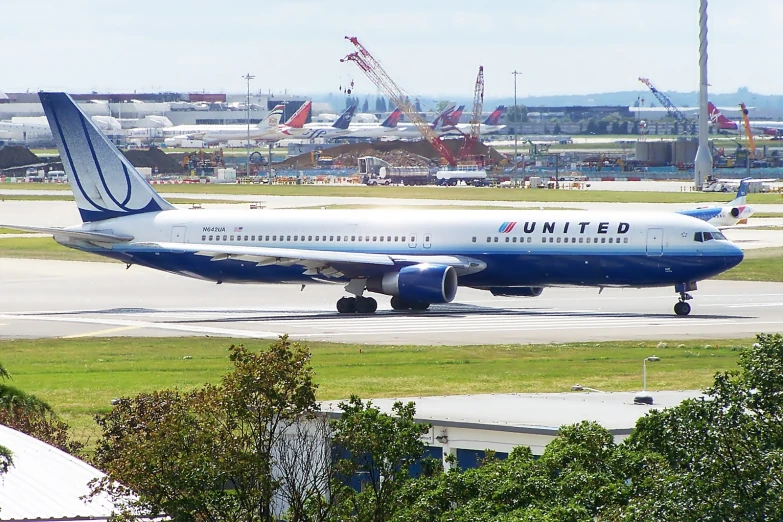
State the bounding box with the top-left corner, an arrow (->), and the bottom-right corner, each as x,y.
1,259 -> 780,344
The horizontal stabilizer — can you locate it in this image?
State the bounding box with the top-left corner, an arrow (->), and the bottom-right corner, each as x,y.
0,224 -> 133,243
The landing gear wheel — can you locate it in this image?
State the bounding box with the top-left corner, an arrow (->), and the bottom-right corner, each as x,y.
674,301 -> 691,316
410,301 -> 430,311
336,297 -> 357,314
355,296 -> 377,314
390,296 -> 409,311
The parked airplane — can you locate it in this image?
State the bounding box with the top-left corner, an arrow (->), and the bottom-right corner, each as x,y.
709,102 -> 783,137
5,93 -> 744,317
678,177 -> 755,228
161,104 -> 286,146
280,100 -> 312,129
439,105 -> 507,136
347,109 -> 403,139
391,105 -> 460,138
280,105 -> 357,139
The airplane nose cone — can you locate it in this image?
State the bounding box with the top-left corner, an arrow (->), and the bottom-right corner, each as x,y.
725,242 -> 744,270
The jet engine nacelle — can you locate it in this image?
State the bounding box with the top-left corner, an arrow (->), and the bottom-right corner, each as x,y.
730,207 -> 741,218
367,264 -> 458,303
489,287 -> 544,297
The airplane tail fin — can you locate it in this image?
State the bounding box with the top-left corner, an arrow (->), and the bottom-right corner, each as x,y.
380,108 -> 402,128
257,104 -> 285,129
708,102 -> 738,130
332,105 -> 357,130
444,105 -> 465,127
431,104 -> 456,129
729,177 -> 751,206
283,101 -> 311,128
483,105 -> 506,126
39,92 -> 175,223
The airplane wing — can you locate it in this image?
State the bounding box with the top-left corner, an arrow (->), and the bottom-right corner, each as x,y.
137,242 -> 485,278
0,224 -> 133,243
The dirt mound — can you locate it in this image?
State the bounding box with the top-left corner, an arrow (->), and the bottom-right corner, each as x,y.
0,146 -> 41,169
122,146 -> 184,173
279,139 -> 505,170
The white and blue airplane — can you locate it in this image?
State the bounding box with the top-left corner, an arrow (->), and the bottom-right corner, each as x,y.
3,93 -> 744,316
678,177 -> 754,228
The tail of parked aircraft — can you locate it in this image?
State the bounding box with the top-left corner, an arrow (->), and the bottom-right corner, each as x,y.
483,105 -> 506,126
332,105 -> 357,130
258,104 -> 285,129
39,92 -> 175,223
430,104 -> 456,130
380,108 -> 403,128
444,105 -> 465,127
729,177 -> 751,206
708,102 -> 738,130
283,101 -> 312,129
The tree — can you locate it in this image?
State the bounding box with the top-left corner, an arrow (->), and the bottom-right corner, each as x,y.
362,98 -> 369,113
379,97 -> 387,112
330,397 -> 430,522
414,98 -> 422,112
434,100 -> 452,114
553,123 -> 562,135
392,422 -> 635,521
622,333 -> 783,521
90,337 -> 320,522
506,105 -> 528,123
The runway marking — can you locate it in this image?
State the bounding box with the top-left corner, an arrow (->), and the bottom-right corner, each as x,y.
62,325 -> 141,338
0,314 -> 283,339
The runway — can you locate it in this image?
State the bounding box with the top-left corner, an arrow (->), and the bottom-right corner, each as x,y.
1,259 -> 781,344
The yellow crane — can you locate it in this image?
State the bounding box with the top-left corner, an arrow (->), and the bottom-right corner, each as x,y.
739,102 -> 756,156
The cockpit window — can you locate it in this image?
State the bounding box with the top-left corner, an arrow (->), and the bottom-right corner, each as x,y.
694,231 -> 726,242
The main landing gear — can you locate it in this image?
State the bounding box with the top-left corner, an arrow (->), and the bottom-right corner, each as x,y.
336,296 -> 377,314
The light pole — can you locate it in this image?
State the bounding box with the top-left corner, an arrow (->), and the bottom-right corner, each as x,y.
634,355 -> 661,405
242,73 -> 255,179
512,70 -> 522,166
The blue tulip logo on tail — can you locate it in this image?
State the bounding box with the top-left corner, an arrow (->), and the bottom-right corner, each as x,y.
39,92 -> 174,222
498,222 -> 517,233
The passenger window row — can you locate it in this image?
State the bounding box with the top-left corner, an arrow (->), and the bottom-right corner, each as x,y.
201,234 -> 412,243
475,236 -> 629,244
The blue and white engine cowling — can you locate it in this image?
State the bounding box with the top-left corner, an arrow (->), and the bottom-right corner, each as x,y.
367,264 -> 458,303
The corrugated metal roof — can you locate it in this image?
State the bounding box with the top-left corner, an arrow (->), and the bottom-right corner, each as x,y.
0,424 -> 118,521
321,391 -> 701,434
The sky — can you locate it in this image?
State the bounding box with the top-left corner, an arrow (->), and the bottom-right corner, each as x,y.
2,0 -> 782,99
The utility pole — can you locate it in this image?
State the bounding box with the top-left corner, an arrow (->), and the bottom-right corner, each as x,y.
242,73 -> 255,179
512,70 -> 522,166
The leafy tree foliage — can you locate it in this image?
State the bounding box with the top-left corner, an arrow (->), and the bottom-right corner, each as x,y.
393,422 -> 635,521
506,105 -> 528,123
622,333 -> 783,521
329,397 -> 430,522
361,98 -> 369,113
90,336 -> 319,522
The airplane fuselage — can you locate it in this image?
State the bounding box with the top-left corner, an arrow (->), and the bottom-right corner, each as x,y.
63,209 -> 742,289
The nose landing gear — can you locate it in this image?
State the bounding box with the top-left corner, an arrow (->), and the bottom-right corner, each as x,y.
673,282 -> 696,316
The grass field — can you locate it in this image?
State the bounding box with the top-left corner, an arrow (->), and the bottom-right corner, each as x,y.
716,246 -> 783,282
5,182 -> 783,203
0,237 -> 118,262
0,336 -> 751,444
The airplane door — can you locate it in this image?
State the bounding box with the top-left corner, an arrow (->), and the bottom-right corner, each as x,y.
408,233 -> 417,248
646,228 -> 663,256
423,232 -> 432,249
171,226 -> 186,243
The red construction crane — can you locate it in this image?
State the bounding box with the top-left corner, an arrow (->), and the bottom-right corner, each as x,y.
457,65 -> 484,161
341,36 -> 458,166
